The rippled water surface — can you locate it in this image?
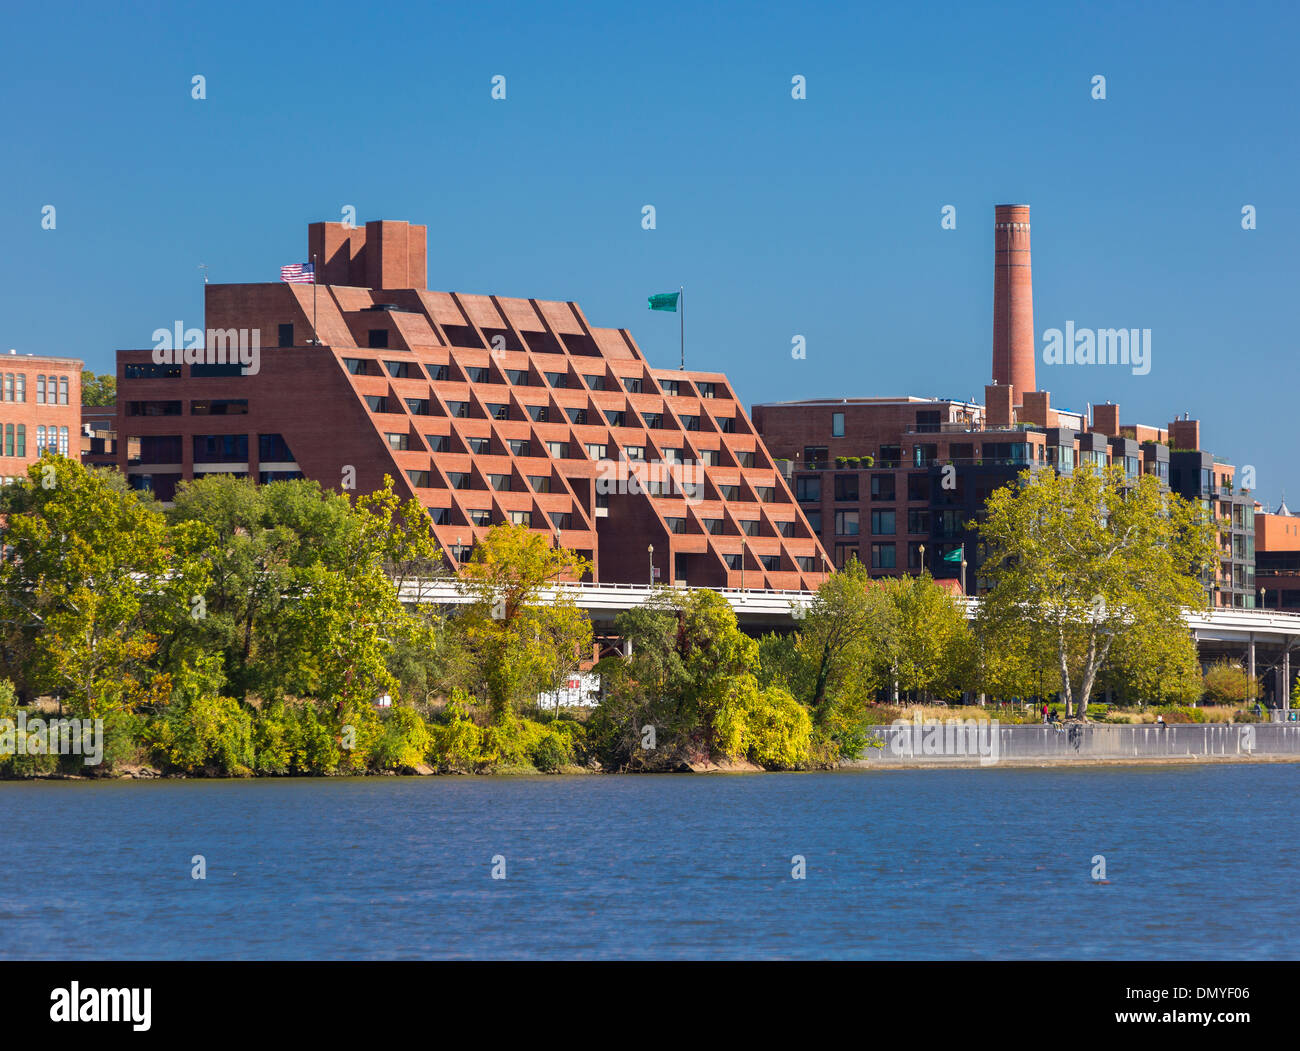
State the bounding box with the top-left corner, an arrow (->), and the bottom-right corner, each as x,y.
3,766 -> 1297,959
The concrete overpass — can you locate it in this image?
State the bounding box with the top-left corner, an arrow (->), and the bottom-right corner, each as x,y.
397,580 -> 1300,699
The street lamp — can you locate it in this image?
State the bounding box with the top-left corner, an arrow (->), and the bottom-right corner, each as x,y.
960,554 -> 968,596
647,544 -> 654,587
918,543 -> 926,577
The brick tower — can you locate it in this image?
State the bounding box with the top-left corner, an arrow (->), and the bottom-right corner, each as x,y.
992,204 -> 1035,404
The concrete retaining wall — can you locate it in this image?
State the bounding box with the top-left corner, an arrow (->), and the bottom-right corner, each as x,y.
860,721 -> 1300,764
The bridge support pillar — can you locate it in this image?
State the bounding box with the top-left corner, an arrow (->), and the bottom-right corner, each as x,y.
1248,633 -> 1256,692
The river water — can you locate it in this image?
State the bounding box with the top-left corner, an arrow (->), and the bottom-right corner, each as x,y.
3,765 -> 1296,959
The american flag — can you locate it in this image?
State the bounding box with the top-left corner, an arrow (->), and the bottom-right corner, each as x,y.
280,262 -> 315,283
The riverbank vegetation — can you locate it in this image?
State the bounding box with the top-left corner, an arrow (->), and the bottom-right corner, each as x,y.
0,456 -> 1245,779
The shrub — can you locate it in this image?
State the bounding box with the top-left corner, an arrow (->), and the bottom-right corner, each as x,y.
531,728 -> 575,772
429,707 -> 484,773
715,677 -> 812,770
372,706 -> 433,771
150,693 -> 254,776
1153,704 -> 1206,724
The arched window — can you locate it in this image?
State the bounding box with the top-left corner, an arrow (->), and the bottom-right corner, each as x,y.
36,425 -> 46,451
59,426 -> 69,455
36,375 -> 45,404
58,377 -> 69,405
15,374 -> 24,402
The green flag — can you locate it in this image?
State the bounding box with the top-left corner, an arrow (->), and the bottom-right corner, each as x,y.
943,547 -> 964,563
648,291 -> 680,312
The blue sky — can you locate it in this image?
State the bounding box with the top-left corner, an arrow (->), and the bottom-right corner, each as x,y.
2,0 -> 1296,503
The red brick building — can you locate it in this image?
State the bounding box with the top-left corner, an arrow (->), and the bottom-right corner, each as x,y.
114,220 -> 828,589
0,351 -> 82,480
752,205 -> 1254,607
1255,502 -> 1300,612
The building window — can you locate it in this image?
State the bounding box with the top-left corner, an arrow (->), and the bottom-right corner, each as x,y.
681,415 -> 700,431
509,439 -> 531,456
367,329 -> 389,349
466,437 -> 490,455
193,434 -> 249,463
15,374 -> 26,403
124,363 -> 182,379
4,424 -> 12,456
805,510 -> 822,533
191,399 -> 249,416
58,377 -> 69,405
425,435 -> 447,453
510,511 -> 532,527
279,323 -> 294,348
831,412 -> 845,437
586,443 -> 607,460
834,544 -> 856,569
915,410 -> 941,433
128,401 -> 183,416
761,554 -> 781,571
703,518 -> 723,534
716,416 -> 735,433
871,473 -> 896,501
835,510 -> 860,536
834,474 -> 859,501
15,424 -> 24,457
907,509 -> 930,535
259,434 -> 295,461
386,433 -> 408,451
871,542 -> 897,569
470,509 -> 492,526
406,470 -> 430,488
3,374 -> 12,401
58,427 -> 69,455
908,474 -> 930,501
698,382 -> 718,399
739,519 -> 759,536
36,375 -> 46,404
665,517 -> 687,534
624,445 -> 646,460
36,425 -> 45,451
803,445 -> 828,469
528,475 -> 550,493
488,474 -> 511,491
139,435 -> 182,462
755,487 -> 775,503
660,379 -> 680,397
527,405 -> 548,422
871,510 -> 896,535
583,375 -> 605,391
546,441 -> 567,459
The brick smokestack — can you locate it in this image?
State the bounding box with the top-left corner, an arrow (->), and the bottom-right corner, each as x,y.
992,204 -> 1036,405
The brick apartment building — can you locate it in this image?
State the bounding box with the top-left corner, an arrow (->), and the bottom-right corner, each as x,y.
1255,501 -> 1300,613
113,220 -> 828,590
752,205 -> 1255,608
0,351 -> 82,480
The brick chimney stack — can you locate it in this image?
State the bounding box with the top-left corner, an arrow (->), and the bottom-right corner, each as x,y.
992,204 -> 1036,405
984,383 -> 1014,429
308,219 -> 428,290
1092,403 -> 1121,437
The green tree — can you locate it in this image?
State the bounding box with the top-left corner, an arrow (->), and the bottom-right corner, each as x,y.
1201,660 -> 1260,705
884,573 -> 975,701
0,455 -> 206,717
974,463 -> 1215,719
455,524 -> 592,721
80,371 -> 116,407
